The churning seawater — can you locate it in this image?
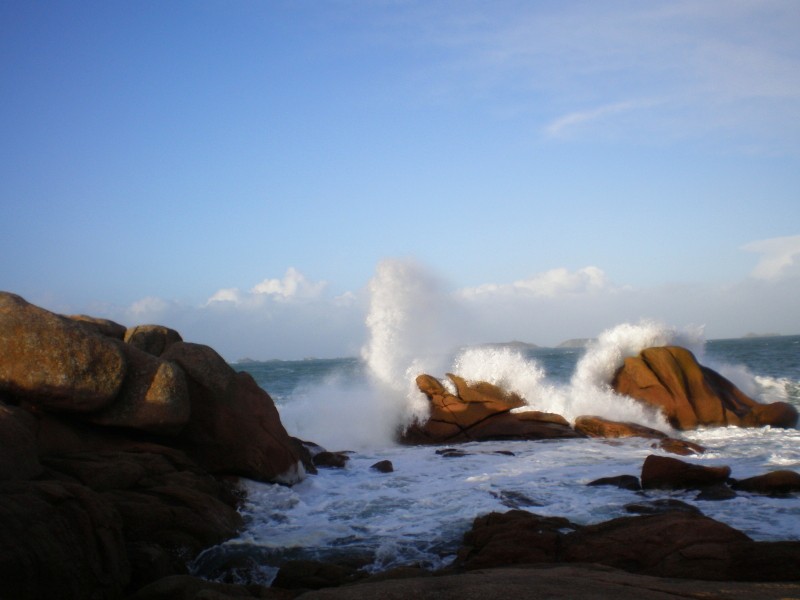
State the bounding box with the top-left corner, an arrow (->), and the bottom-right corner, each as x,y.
191,330 -> 800,585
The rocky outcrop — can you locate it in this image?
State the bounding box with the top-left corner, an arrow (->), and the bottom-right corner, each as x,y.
640,454 -> 731,490
574,415 -> 667,439
455,508 -> 800,582
611,346 -> 798,430
163,342 -> 304,483
574,415 -> 706,456
731,470 -> 800,495
0,291 -> 304,598
0,292 -> 303,483
0,479 -> 130,599
293,565 -> 800,600
401,373 -> 580,443
125,324 -> 183,357
0,292 -> 127,411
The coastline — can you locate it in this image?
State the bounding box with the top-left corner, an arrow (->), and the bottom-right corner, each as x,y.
1,291 -> 798,599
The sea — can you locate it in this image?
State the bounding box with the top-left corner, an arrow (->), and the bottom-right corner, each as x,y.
191,325 -> 800,585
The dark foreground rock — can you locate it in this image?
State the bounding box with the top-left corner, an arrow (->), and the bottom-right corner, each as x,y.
297,565 -> 800,600
401,373 -> 581,443
0,291 -> 304,599
731,470 -> 800,495
455,509 -> 800,582
127,566 -> 800,600
640,454 -> 731,490
611,346 -> 798,430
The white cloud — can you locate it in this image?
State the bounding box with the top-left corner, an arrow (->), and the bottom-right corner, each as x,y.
96,256 -> 800,361
460,266 -> 613,298
205,268 -> 328,308
126,296 -> 172,319
206,288 -> 242,305
250,267 -> 327,301
742,234 -> 800,280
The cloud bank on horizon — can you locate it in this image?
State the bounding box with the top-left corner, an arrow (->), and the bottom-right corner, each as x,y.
2,1 -> 799,359
89,233 -> 799,361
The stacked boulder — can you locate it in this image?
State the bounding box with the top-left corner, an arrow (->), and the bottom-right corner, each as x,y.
0,292 -> 303,598
401,373 -> 580,443
611,346 -> 797,429
404,345 -> 797,445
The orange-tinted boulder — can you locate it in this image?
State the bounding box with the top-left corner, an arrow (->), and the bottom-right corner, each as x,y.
0,292 -> 126,411
655,437 -> 706,456
611,346 -> 798,430
88,343 -> 191,435
66,315 -> 127,339
574,416 -> 667,439
402,373 -> 578,444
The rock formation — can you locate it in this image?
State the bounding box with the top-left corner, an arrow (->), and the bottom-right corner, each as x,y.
573,415 -> 706,456
401,373 -> 581,443
640,454 -> 731,490
0,291 -> 303,598
611,346 -> 798,430
455,508 -> 800,582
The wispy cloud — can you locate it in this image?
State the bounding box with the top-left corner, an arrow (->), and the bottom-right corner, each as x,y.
379,0 -> 800,148
544,100 -> 653,138
742,234 -> 800,280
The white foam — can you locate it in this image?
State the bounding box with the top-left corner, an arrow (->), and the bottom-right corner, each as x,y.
202,428 -> 800,586
360,259 -> 463,427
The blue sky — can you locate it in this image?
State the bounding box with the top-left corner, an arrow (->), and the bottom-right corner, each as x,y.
2,0 -> 799,359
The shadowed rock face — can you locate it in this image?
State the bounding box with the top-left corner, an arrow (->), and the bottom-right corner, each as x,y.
640,454 -> 731,490
400,373 -> 581,444
0,292 -> 303,483
0,291 -> 304,598
455,508 -> 800,582
611,346 -> 798,430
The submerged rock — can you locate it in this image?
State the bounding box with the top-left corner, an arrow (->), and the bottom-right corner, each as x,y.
370,460 -> 394,473
731,470 -> 800,496
313,451 -> 350,469
624,499 -> 702,515
575,415 -> 666,439
611,346 -> 798,430
587,474 -> 641,491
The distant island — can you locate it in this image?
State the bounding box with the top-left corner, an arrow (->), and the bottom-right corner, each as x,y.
557,338 -> 596,348
476,340 -> 539,351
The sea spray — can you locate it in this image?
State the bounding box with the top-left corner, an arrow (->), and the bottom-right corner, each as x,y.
361,259 -> 465,424
277,259 -> 467,448
562,320 -> 706,428
450,346 -> 568,415
445,321 -> 708,429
